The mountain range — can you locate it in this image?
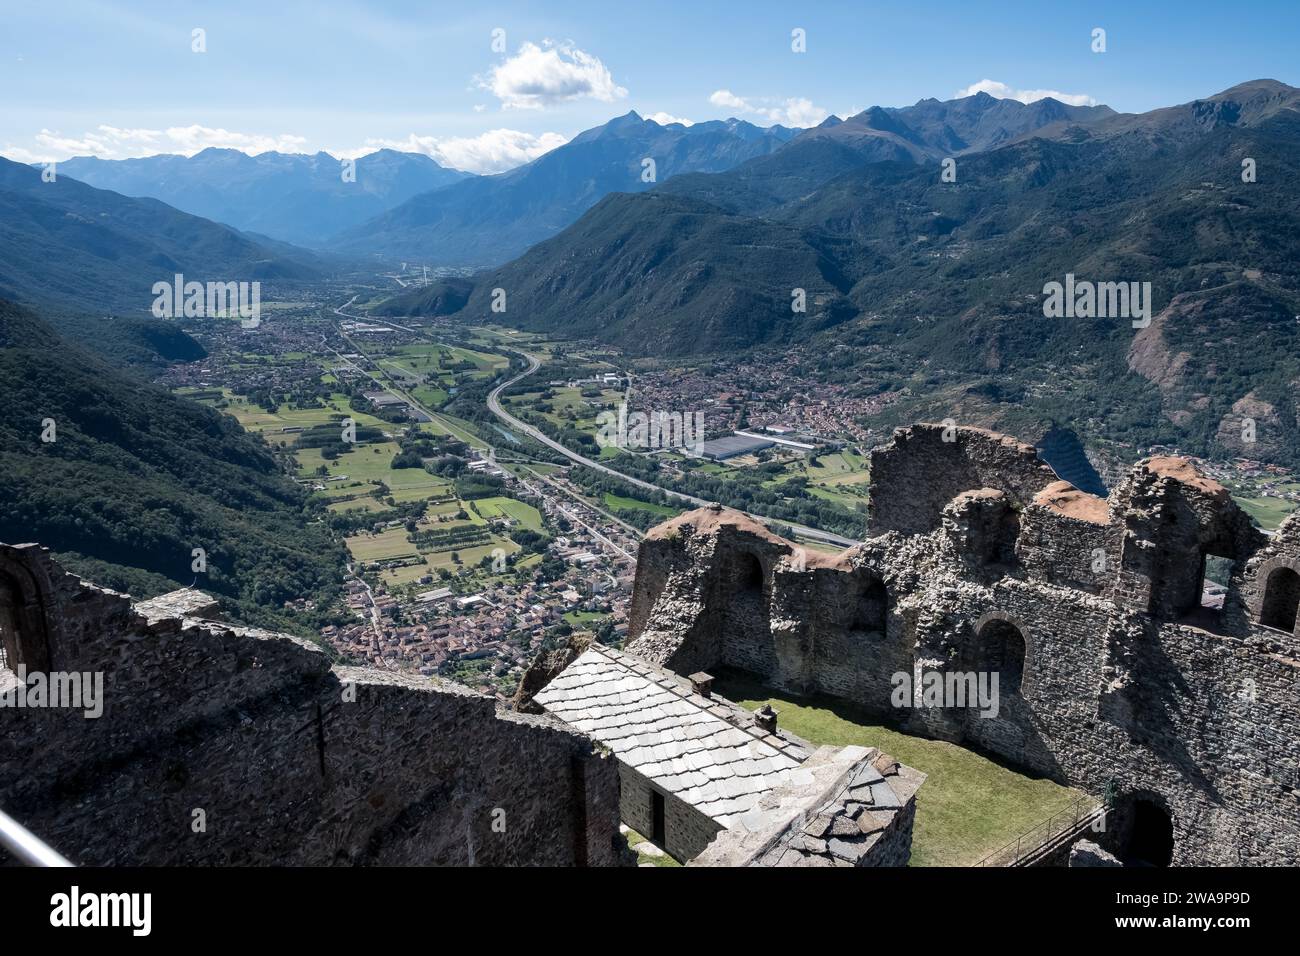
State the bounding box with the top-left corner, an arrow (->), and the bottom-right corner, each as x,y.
332,112 -> 799,266
56,147 -> 471,247
378,80 -> 1300,467
0,154 -> 319,320
375,89 -> 1120,335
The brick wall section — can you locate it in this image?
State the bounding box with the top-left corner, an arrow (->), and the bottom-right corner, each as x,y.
0,543 -> 630,867
628,425 -> 1300,865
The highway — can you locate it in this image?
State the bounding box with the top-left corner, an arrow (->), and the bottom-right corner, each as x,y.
485,347 -> 860,550
332,294 -> 859,550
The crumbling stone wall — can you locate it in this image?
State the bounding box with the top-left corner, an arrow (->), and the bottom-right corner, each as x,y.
0,544 -> 630,867
628,425 -> 1300,865
868,424 -> 1059,536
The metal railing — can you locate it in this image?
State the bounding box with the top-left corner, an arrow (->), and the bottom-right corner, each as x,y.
976,796 -> 1102,867
0,807 -> 73,866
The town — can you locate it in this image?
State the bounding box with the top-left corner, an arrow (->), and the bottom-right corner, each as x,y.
155,275 -> 1300,703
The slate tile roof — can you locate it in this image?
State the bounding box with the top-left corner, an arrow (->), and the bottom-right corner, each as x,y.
533,644 -> 815,827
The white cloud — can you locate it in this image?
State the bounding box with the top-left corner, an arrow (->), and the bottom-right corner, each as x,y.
1,123 -> 565,176
344,129 -> 568,174
956,79 -> 1097,108
645,112 -> 694,127
1,124 -> 308,162
708,89 -> 828,127
709,90 -> 749,112
481,40 -> 627,110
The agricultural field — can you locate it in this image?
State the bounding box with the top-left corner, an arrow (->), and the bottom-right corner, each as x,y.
183,387 -> 389,449
1222,478 -> 1300,531
602,492 -> 676,519
180,366 -> 549,595
345,503 -> 526,588
794,449 -> 872,507
1233,494 -> 1299,531
505,382 -> 625,439
472,495 -> 544,531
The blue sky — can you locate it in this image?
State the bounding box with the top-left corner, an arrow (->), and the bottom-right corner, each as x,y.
2,0 -> 1297,172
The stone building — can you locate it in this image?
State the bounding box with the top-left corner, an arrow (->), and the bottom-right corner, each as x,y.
627,424 -> 1300,866
0,543 -> 630,867
531,643 -> 922,865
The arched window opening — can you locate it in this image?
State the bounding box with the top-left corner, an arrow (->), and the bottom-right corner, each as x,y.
849,577 -> 888,634
1260,566 -> 1300,634
0,570 -> 51,674
974,619 -> 1026,697
1123,799 -> 1174,867
738,553 -> 764,596
1,575 -> 23,673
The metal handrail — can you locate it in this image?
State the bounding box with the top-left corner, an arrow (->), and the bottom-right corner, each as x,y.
976,796 -> 1101,867
0,807 -> 73,866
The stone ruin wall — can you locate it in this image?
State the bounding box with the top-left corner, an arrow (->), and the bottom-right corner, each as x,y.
0,543 -> 629,867
616,763 -> 722,862
627,424 -> 1300,866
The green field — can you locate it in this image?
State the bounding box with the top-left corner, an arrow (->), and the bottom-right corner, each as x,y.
1234,495 -> 1299,531
346,526 -> 420,563
564,610 -> 607,627
347,510 -> 524,587
474,496 -> 544,530
195,389 -> 392,444
603,493 -> 677,518
181,340 -> 548,595
713,671 -> 1087,867
505,377 -> 623,438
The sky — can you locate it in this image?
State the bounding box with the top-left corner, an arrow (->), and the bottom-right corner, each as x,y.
2,0 -> 1297,173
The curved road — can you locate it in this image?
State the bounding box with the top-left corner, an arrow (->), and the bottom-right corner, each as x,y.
486,348 -> 860,549
332,295 -> 859,549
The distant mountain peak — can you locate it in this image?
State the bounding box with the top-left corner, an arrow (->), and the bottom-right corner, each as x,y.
52,147 -> 471,246
1216,78 -> 1295,96
607,109 -> 645,127
337,109 -> 801,265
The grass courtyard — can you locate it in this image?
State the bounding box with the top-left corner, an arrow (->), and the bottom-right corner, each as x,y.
1233,494 -> 1299,531
713,671 -> 1087,867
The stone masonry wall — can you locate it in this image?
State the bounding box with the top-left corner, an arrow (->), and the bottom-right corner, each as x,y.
0,544 -> 630,867
617,764 -> 720,862
868,424 -> 1059,537
628,425 -> 1300,865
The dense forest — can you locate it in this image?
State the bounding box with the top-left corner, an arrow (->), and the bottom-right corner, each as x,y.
0,299 -> 347,634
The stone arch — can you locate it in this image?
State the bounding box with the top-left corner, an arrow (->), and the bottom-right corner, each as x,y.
1119,792 -> 1175,867
848,573 -> 888,634
971,611 -> 1029,696
1259,561 -> 1300,634
737,551 -> 765,596
0,556 -> 54,673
